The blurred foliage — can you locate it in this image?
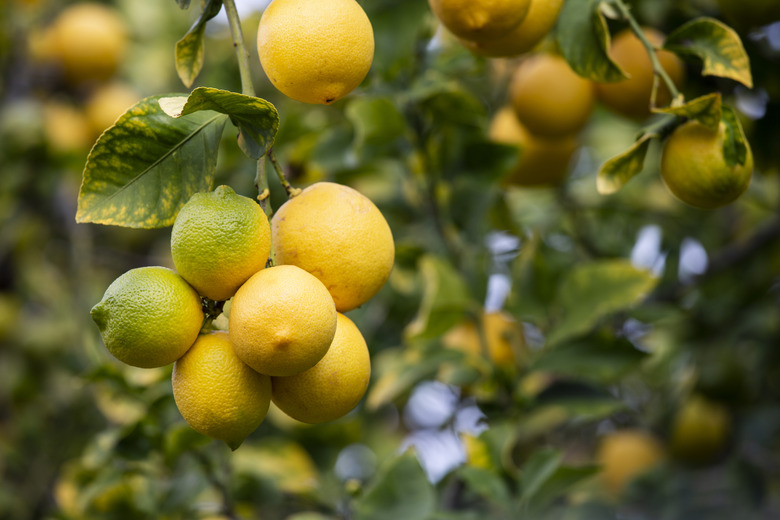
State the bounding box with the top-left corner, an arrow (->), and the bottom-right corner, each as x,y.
1,0 -> 780,519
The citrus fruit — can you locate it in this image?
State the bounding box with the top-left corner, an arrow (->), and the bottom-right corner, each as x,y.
271,182 -> 395,312
42,101 -> 92,154
172,331 -> 272,450
458,0 -> 563,57
85,82 -> 140,138
670,394 -> 731,466
489,105 -> 578,186
428,0 -> 532,43
660,120 -> 753,209
48,2 -> 128,83
443,311 -> 524,367
509,54 -> 595,138
271,313 -> 370,424
91,266 -> 204,368
257,0 -> 374,104
596,429 -> 665,496
595,28 -> 685,120
229,265 -> 337,377
171,185 -> 271,302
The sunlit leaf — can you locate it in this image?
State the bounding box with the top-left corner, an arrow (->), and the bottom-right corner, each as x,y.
652,92 -> 722,130
721,105 -> 750,167
664,17 -> 752,88
175,0 -> 223,88
353,452 -> 435,520
76,95 -> 227,228
231,438 -> 318,495
161,87 -> 279,159
597,133 -> 656,195
557,0 -> 627,82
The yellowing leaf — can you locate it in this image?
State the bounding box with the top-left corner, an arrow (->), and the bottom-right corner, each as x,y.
652,92 -> 722,131
597,133 -> 657,195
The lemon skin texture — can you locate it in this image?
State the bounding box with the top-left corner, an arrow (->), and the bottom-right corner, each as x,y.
595,28 -> 685,120
229,265 -> 337,377
49,3 -> 128,83
428,0 -> 532,43
173,331 -> 272,450
257,0 -> 374,105
458,0 -> 563,57
660,121 -> 753,209
597,429 -> 665,497
171,185 -> 271,302
91,266 -> 204,368
670,395 -> 731,466
271,313 -> 370,424
509,54 -> 594,138
272,182 -> 395,312
489,106 -> 577,186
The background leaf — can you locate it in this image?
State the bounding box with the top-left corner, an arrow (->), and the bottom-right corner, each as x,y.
76,95 -> 227,228
175,0 -> 223,88
353,452 -> 435,520
597,133 -> 656,195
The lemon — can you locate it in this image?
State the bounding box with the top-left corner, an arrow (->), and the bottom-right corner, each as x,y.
271,182 -> 395,312
257,0 -> 374,105
670,394 -> 731,466
428,0 -> 532,43
91,266 -> 204,368
660,120 -> 753,209
229,265 -> 337,377
443,311 -> 524,367
85,82 -> 140,138
49,2 -> 128,83
509,53 -> 594,138
596,429 -> 665,497
458,0 -> 563,57
42,101 -> 92,154
595,28 -> 685,120
271,313 -> 370,424
172,331 -> 272,450
171,185 -> 271,302
489,106 -> 578,186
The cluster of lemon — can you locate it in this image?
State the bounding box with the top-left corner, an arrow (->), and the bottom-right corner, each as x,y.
91,182 -> 394,449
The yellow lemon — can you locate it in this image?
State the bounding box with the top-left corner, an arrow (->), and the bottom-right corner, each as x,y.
91,266 -> 204,368
172,331 -> 272,450
597,429 -> 665,497
257,0 -> 374,104
428,0 -> 532,42
595,28 -> 685,120
509,53 -> 595,138
271,313 -> 370,424
458,0 -> 563,57
171,185 -> 271,302
489,106 -> 578,186
85,82 -> 140,138
660,120 -> 753,209
229,265 -> 337,377
271,182 -> 395,312
49,2 -> 128,83
670,394 -> 731,466
42,100 -> 93,154
443,311 -> 525,367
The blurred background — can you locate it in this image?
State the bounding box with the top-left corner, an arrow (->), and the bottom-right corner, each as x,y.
1,0 -> 779,518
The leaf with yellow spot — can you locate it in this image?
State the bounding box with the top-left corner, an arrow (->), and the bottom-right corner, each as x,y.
76,95 -> 227,228
664,17 -> 752,88
721,105 -> 750,167
175,0 -> 223,88
652,92 -> 722,131
597,133 -> 657,195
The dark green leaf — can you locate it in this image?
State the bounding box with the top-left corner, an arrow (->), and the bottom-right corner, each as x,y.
353,452 -> 435,520
175,0 -> 223,88
76,95 -> 227,228
548,260 -> 659,345
664,17 -> 753,88
520,447 -> 561,501
652,92 -> 722,130
527,465 -> 600,512
721,105 -> 750,167
597,133 -> 656,195
456,466 -> 512,508
346,97 -> 407,157
557,0 -> 627,82
160,87 -> 279,159
164,423 -> 211,465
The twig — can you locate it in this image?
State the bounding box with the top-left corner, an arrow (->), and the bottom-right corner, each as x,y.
267,148 -> 301,198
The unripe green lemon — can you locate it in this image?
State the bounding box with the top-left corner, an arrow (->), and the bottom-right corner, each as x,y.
91,266 -> 203,368
670,394 -> 731,466
173,331 -> 272,450
171,185 -> 271,302
257,0 -> 374,105
428,0 -> 532,43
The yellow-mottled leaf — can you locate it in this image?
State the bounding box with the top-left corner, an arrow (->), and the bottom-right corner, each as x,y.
175,0 -> 223,88
652,92 -> 722,131
721,105 -> 750,167
76,95 -> 227,228
597,133 -> 657,195
664,17 -> 752,88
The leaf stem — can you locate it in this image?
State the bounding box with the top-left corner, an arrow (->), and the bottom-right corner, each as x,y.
255,158 -> 272,217
267,148 -> 302,198
222,0 -> 255,97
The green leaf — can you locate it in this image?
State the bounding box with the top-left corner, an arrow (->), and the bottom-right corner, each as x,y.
346,97 -> 407,157
160,87 -> 279,159
76,95 -> 227,228
456,466 -> 512,509
652,92 -> 722,131
548,260 -> 659,345
520,447 -> 562,501
721,105 -> 750,167
597,133 -> 656,195
405,255 -> 474,340
557,0 -> 627,82
664,17 -> 753,88
527,465 -> 600,513
353,452 -> 435,520
175,0 -> 223,88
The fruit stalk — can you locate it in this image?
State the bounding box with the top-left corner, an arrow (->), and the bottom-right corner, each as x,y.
268,148 -> 301,198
